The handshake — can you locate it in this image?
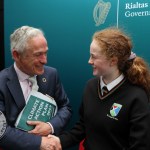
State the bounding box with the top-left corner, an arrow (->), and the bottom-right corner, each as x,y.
26,120 -> 62,150
40,135 -> 62,150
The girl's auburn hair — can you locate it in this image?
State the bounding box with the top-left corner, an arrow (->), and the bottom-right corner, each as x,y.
93,27 -> 150,94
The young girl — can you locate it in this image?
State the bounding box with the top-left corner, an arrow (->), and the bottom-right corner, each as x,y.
48,27 -> 150,150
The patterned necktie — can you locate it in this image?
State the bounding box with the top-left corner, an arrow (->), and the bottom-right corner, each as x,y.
28,76 -> 39,91
102,86 -> 109,96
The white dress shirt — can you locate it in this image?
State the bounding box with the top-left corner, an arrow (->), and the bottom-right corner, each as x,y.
14,63 -> 31,100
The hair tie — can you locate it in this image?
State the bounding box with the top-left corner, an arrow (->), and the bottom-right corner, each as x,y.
128,52 -> 136,60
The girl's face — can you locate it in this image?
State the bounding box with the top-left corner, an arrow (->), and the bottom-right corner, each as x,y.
88,39 -> 117,77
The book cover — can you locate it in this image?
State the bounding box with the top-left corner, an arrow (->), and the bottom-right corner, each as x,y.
15,91 -> 57,131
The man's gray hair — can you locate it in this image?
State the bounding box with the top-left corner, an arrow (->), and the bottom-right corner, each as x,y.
10,26 -> 44,54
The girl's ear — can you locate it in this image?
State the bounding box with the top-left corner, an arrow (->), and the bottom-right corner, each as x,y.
110,56 -> 118,66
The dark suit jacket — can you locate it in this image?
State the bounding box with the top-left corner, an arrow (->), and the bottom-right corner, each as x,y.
0,65 -> 72,150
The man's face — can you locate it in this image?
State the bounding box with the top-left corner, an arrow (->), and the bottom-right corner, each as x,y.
14,35 -> 48,76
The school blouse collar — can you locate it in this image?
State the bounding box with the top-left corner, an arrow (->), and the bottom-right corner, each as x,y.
100,74 -> 125,92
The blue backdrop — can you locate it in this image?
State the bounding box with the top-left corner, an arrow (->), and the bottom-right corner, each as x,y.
4,0 -> 150,149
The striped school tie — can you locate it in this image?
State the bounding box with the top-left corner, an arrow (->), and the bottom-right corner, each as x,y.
102,86 -> 109,96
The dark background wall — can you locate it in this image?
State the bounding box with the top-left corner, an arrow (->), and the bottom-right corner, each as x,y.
0,0 -> 4,70
4,0 -> 150,150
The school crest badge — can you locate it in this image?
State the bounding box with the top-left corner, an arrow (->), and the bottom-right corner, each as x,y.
110,103 -> 122,117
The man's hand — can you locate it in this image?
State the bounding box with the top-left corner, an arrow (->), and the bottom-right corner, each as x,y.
40,136 -> 62,150
48,135 -> 62,150
27,121 -> 52,136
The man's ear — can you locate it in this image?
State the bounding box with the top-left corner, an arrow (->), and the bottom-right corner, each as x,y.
12,49 -> 20,61
110,56 -> 118,66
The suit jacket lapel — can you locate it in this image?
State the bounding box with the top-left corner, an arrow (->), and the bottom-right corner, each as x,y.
37,75 -> 48,94
7,66 -> 25,110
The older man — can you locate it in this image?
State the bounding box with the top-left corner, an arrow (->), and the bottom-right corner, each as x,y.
0,26 -> 72,150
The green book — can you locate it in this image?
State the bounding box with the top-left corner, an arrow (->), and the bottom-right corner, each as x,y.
15,91 -> 57,131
